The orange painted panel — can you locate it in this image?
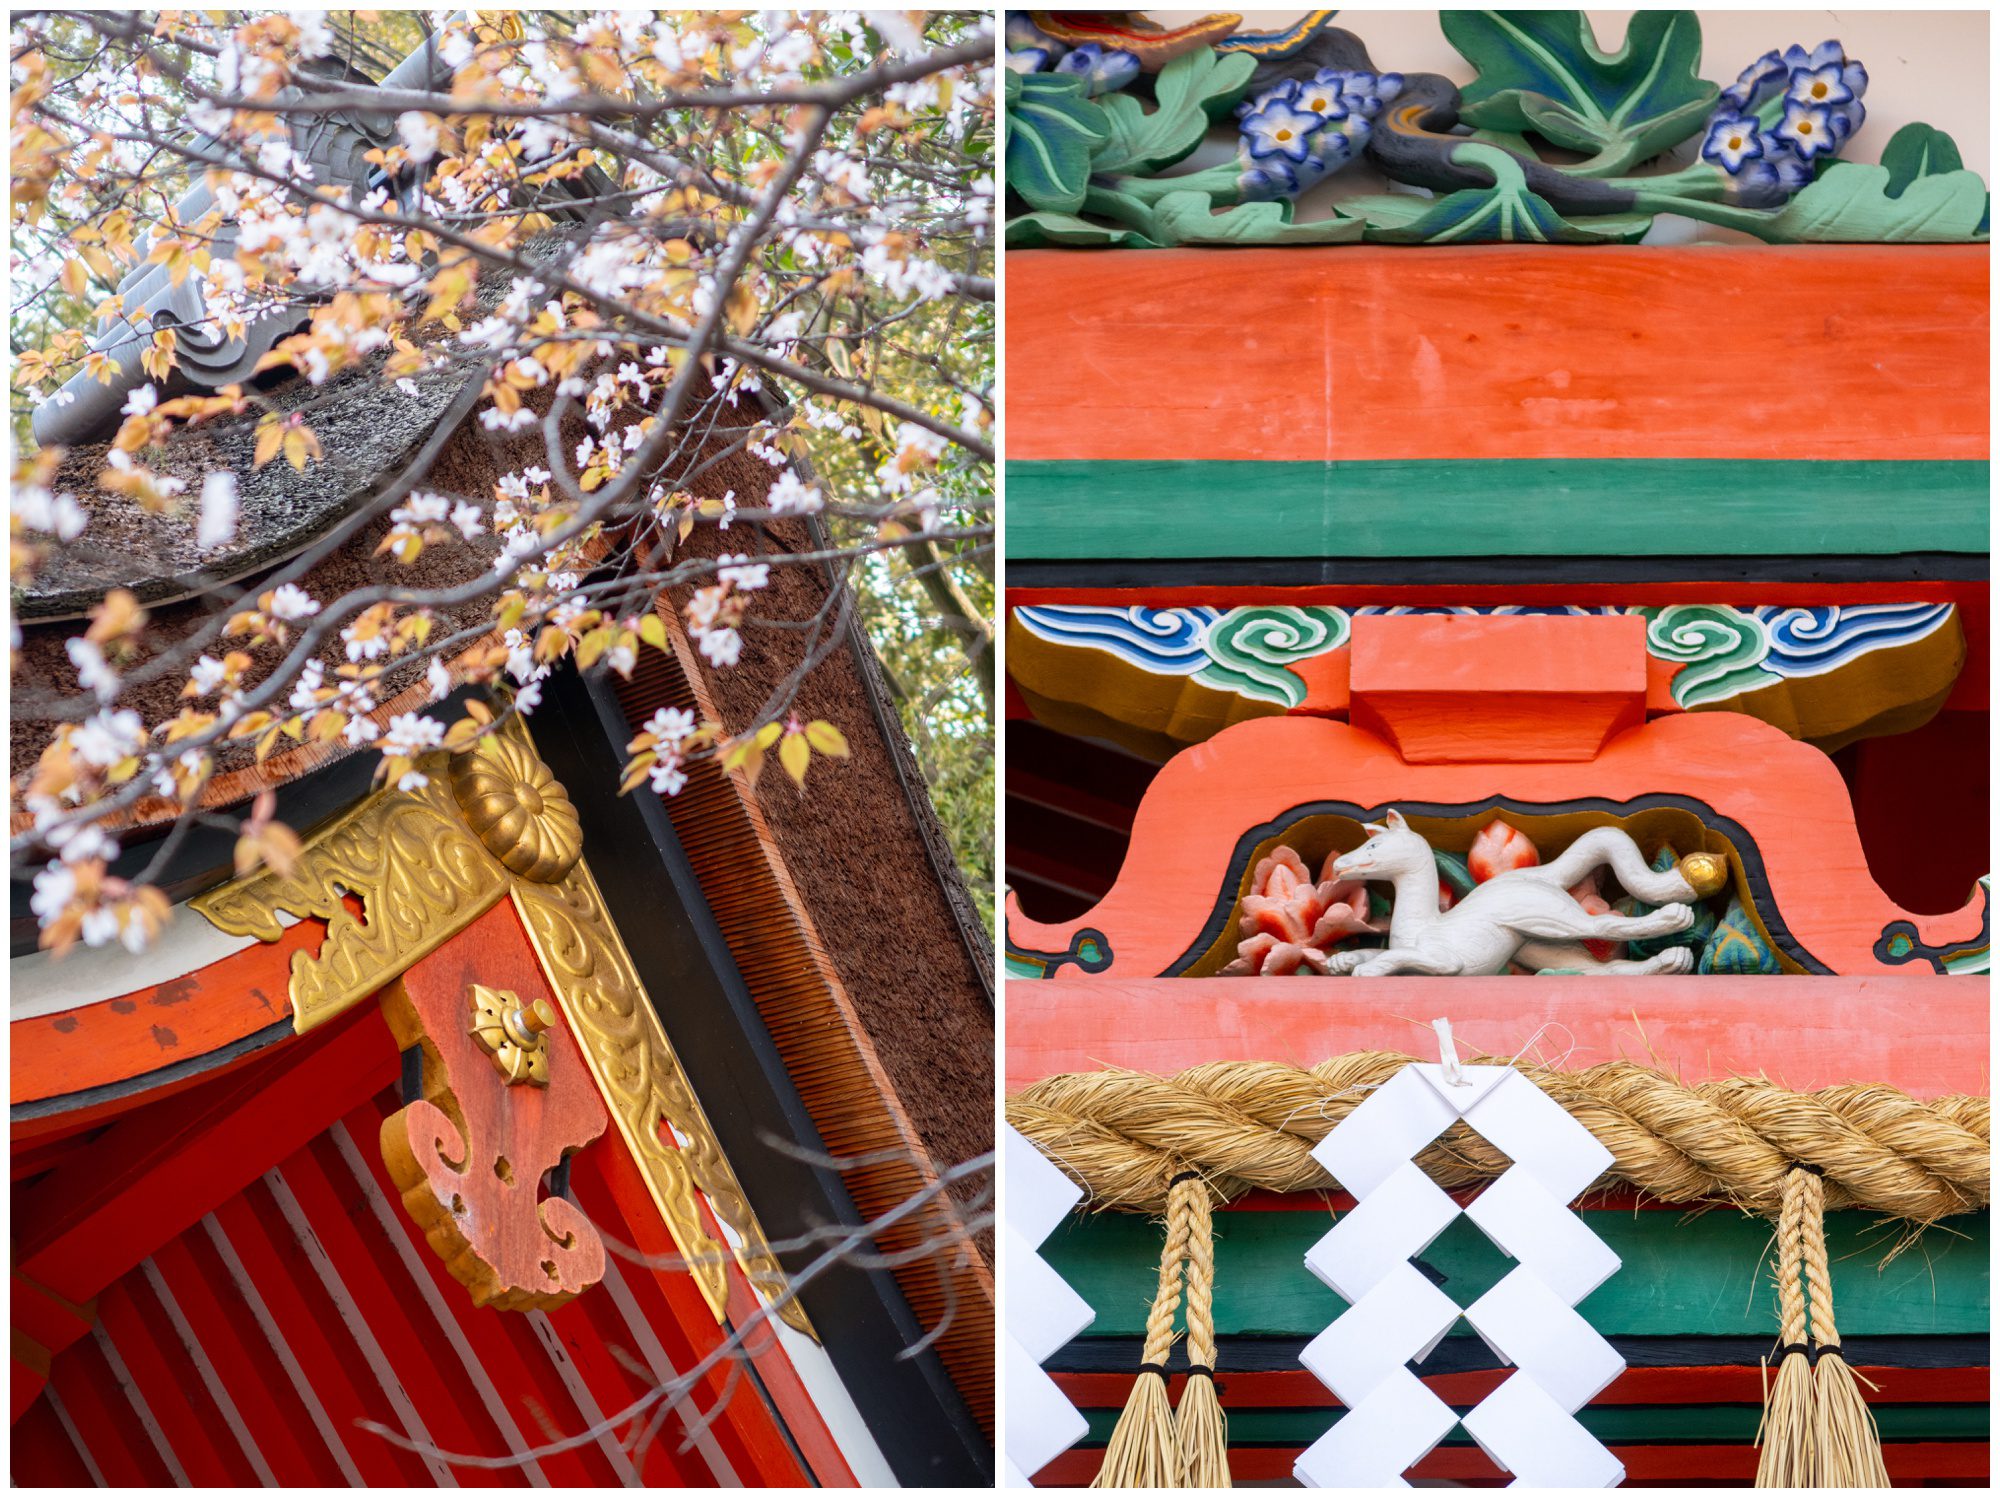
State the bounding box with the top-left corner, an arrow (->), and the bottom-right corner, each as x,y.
1007,246 -> 1989,462
1349,613 -> 1646,761
11,912 -> 338,1106
1004,713 -> 1988,977
1003,975 -> 1988,1096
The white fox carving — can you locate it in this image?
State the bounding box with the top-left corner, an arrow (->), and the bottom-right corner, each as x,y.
1321,811 -> 1702,976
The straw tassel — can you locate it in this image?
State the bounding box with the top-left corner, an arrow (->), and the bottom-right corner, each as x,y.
1093,1176 -> 1194,1487
1800,1169 -> 1891,1487
1755,1167 -> 1815,1487
1175,1179 -> 1230,1488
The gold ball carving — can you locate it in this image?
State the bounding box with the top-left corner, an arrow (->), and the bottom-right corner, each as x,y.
450,731 -> 583,883
1678,851 -> 1730,899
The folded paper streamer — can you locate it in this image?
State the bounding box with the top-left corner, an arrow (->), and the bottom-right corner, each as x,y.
1296,1032 -> 1626,1488
1004,1124 -> 1095,1487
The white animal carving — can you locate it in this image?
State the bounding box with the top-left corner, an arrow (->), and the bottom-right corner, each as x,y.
1322,811 -> 1701,977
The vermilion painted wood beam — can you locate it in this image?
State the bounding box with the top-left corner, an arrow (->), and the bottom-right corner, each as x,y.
1008,247 -> 1988,464
12,1004 -> 399,1308
1003,976 -> 1988,1095
10,915 -> 323,1108
1052,1364 -> 1989,1410
1033,1441 -> 1991,1486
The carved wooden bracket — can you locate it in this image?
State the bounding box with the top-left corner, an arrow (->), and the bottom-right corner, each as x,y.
380,915 -> 607,1310
191,718 -> 814,1334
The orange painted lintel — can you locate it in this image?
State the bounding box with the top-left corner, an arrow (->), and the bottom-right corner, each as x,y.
1007,245 -> 1990,464
1002,974 -> 1989,1097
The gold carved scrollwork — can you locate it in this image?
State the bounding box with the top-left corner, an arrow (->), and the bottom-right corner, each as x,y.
510,869 -> 810,1334
190,718 -> 812,1336
191,778 -> 509,1033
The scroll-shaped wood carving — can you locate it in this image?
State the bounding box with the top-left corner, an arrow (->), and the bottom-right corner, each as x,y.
380,905 -> 609,1310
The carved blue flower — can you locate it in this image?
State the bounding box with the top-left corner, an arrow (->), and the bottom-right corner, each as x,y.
1238,160 -> 1305,201
1231,71 -> 1398,202
1053,42 -> 1140,97
1289,72 -> 1352,122
1767,135 -> 1816,191
1241,95 -> 1322,164
1719,49 -> 1788,114
1787,62 -> 1854,109
1705,39 -> 1868,206
1775,98 -> 1837,158
1005,47 -> 1052,75
1701,114 -> 1764,172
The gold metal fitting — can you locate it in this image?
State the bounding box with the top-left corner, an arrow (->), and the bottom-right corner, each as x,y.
469,985 -> 557,1086
1677,851 -> 1730,899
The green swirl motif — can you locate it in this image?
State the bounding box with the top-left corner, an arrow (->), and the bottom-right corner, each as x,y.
1639,605 -> 1780,708
1194,606 -> 1350,707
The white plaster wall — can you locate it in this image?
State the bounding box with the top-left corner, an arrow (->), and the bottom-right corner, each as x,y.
1131,10 -> 1988,239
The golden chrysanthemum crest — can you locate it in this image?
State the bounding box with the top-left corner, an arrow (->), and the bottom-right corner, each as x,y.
450,729 -> 583,883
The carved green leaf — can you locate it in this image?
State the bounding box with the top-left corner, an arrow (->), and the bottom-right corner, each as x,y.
1092,47 -> 1257,177
1347,147 -> 1651,244
1005,210 -> 1159,249
1763,161 -> 1990,243
1444,10 -> 1716,168
1879,122 -> 1966,198
1005,71 -> 1110,215
1150,190 -> 1365,246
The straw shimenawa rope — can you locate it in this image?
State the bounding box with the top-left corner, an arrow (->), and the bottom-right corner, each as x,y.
1092,1174 -> 1233,1489
1800,1169 -> 1892,1487
1175,1182 -> 1229,1489
1755,1168 -> 1816,1486
1092,1178 -> 1195,1488
1008,1055 -> 1989,1223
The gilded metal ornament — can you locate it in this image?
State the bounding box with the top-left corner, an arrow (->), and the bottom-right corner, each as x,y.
191,717 -> 812,1335
469,986 -> 557,1086
450,727 -> 583,883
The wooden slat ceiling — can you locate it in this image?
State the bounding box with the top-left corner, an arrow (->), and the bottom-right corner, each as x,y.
12,1080 -> 811,1488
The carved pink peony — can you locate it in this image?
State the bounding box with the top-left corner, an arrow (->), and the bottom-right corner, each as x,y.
1223,846 -> 1382,975
1469,818 -> 1539,882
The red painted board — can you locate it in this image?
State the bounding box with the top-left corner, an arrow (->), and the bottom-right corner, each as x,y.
13,1003 -> 400,1304
1033,1441 -> 1990,1485
9,917 -> 319,1105
1003,976 -> 1989,1096
1008,247 -> 1989,463
1052,1365 -> 1990,1410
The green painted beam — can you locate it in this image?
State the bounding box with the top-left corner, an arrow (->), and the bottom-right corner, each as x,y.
1007,459 -> 1991,559
1045,1209 -> 1990,1338
1078,1402 -> 1991,1446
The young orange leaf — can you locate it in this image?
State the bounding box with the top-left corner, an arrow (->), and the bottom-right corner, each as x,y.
252,416 -> 283,468
778,732 -> 810,785
803,720 -> 849,757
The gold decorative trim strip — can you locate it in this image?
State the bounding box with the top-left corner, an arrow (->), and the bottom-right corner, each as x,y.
190,718 -> 812,1336
190,775 -> 509,1033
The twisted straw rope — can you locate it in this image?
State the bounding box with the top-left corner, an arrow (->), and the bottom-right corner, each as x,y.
1754,1170 -> 1815,1487
1009,1054 -> 1989,1223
